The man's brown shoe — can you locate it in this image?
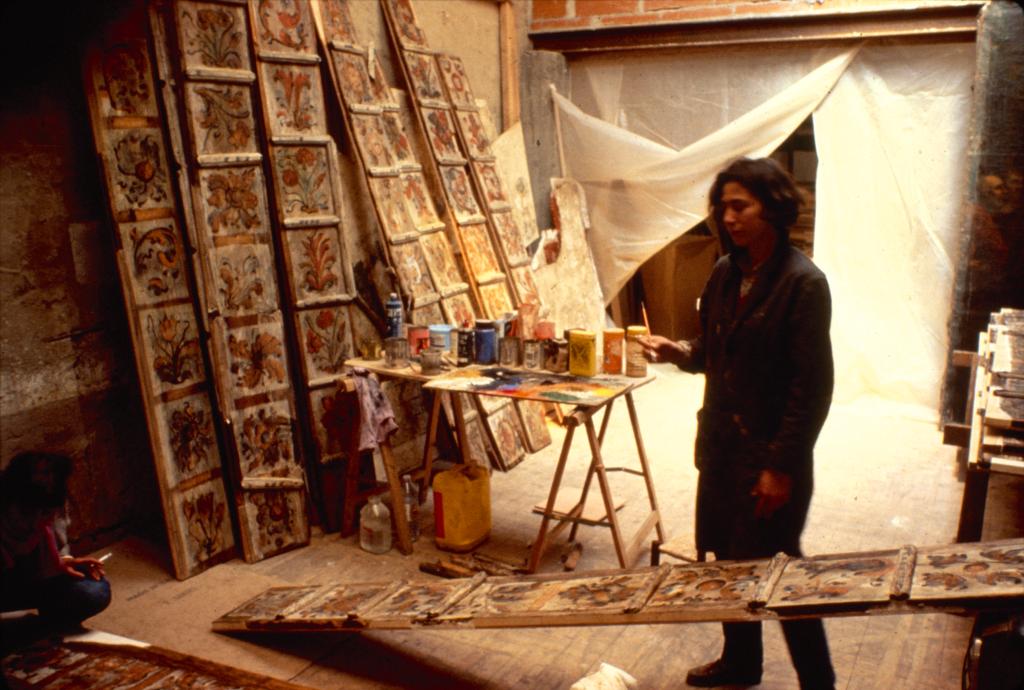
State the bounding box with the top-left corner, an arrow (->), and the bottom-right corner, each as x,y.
685,659 -> 761,687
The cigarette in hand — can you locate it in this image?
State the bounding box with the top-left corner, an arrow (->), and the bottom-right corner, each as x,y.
98,552 -> 112,563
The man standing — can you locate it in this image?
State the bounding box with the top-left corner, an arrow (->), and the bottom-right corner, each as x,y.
642,157 -> 835,689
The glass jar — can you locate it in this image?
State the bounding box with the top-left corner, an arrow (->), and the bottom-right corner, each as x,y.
359,494 -> 392,554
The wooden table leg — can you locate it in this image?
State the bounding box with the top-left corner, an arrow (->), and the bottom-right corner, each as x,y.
451,393 -> 474,466
569,400 -> 615,542
420,391 -> 443,501
626,392 -> 667,544
527,422 -> 577,573
583,415 -> 629,568
379,440 -> 413,555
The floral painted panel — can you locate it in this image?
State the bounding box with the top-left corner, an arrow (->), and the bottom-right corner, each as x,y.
232,400 -> 298,478
483,402 -> 527,472
176,1 -> 251,73
332,50 -> 380,113
118,219 -> 189,307
492,210 -> 530,266
171,481 -> 235,574
271,145 -> 336,221
209,243 -> 278,316
152,394 -> 222,488
184,82 -> 257,157
442,291 -> 477,328
224,318 -> 291,398
299,305 -> 354,383
510,265 -> 541,306
251,0 -> 315,57
458,223 -> 501,278
473,161 -> 510,210
515,400 -> 551,454
436,54 -> 476,111
100,42 -> 159,118
648,562 -> 766,610
107,129 -> 172,214
460,573 -> 655,617
384,0 -> 429,51
399,172 -> 443,230
390,241 -> 437,303
440,165 -> 484,224
282,583 -> 391,622
197,166 -> 270,235
455,110 -> 494,160
368,54 -> 399,110
422,106 -> 464,164
218,586 -> 322,625
260,62 -> 325,137
362,582 -> 454,620
410,300 -> 445,327
419,231 -> 464,293
139,303 -> 206,396
368,176 -> 417,243
381,111 -> 416,170
404,51 -> 447,107
767,551 -> 898,609
283,227 -> 346,304
319,0 -> 358,47
351,114 -> 397,175
239,488 -> 308,562
479,281 -> 515,318
909,541 -> 1024,602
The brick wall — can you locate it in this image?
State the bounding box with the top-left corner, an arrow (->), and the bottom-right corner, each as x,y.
530,0 -> 934,33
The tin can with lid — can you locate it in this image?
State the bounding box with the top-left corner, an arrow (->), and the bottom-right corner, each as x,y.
625,325 -> 648,377
474,320 -> 497,364
568,330 -> 597,377
603,328 -> 624,374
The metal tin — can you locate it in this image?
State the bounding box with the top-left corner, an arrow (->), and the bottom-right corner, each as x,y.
626,325 -> 648,377
456,327 -> 475,366
568,330 -> 597,377
428,324 -> 455,352
420,347 -> 443,375
603,328 -> 624,374
407,325 -> 430,356
498,337 -> 520,367
544,338 -> 569,373
523,339 -> 542,369
474,321 -> 497,364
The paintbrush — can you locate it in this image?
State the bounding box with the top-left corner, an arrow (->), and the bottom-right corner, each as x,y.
641,302 -> 650,333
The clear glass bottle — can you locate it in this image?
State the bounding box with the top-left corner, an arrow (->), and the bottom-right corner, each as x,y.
402,475 -> 420,542
359,494 -> 392,554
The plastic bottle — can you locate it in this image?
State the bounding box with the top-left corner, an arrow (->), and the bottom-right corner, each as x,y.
359,494 -> 392,554
402,475 -> 420,542
385,293 -> 403,339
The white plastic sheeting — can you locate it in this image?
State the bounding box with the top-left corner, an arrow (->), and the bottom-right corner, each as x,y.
558,41 -> 975,408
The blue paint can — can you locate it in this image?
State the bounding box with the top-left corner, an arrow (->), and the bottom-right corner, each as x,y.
474,320 -> 497,364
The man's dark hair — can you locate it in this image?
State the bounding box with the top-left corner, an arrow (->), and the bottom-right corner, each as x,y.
708,157 -> 803,247
0,451 -> 73,511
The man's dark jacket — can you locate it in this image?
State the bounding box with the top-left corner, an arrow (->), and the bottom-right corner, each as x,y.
678,241 -> 833,558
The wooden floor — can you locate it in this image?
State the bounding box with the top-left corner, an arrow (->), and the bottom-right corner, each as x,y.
60,365 -> 1024,688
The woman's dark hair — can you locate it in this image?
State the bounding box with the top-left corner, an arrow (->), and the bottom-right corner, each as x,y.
708,157 -> 803,247
0,451 -> 73,511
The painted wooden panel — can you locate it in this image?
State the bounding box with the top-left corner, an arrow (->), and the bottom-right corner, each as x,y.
176,1 -> 252,74
258,62 -> 326,138
367,176 -> 418,243
383,0 -> 429,51
197,166 -> 271,236
510,265 -> 541,306
297,304 -> 355,384
270,144 -> 337,221
218,586 -> 322,627
419,230 -> 465,294
442,291 -> 477,328
482,402 -> 527,472
281,226 -> 348,304
184,81 -> 259,157
250,0 -> 316,58
515,400 -> 552,454
492,209 -> 530,267
170,481 -> 235,576
440,165 -> 484,224
209,243 -> 278,316
223,317 -> 291,399
399,171 -> 444,230
138,303 -> 207,397
381,111 -> 417,170
151,393 -> 222,488
350,114 -> 398,175
118,219 -> 190,307
319,0 -> 359,48
98,42 -> 160,118
454,110 -> 494,160
473,160 -> 511,210
404,51 -> 448,107
648,562 -> 766,610
492,123 -> 542,251
436,54 -> 476,111
458,223 -> 501,279
910,541 -> 1024,601
278,582 -> 393,624
410,300 -> 445,327
422,106 -> 465,164
362,581 -> 454,620
232,399 -> 298,479
390,241 -> 437,303
478,281 -> 515,318
767,551 -> 898,610
238,488 -> 309,562
107,129 -> 174,215
331,49 -> 382,113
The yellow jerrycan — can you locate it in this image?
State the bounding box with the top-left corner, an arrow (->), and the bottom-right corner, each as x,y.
432,464 -> 491,552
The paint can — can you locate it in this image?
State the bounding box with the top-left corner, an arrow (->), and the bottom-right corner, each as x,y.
568,330 -> 597,377
456,326 -> 475,366
407,325 -> 430,357
429,324 -> 455,353
545,338 -> 569,373
474,320 -> 497,364
420,347 -> 443,376
498,336 -> 520,367
522,339 -> 542,369
603,328 -> 624,374
626,325 -> 648,377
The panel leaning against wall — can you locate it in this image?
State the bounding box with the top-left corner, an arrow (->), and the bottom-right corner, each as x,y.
156,0 -> 312,562
313,0 -> 475,328
84,33 -> 237,580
